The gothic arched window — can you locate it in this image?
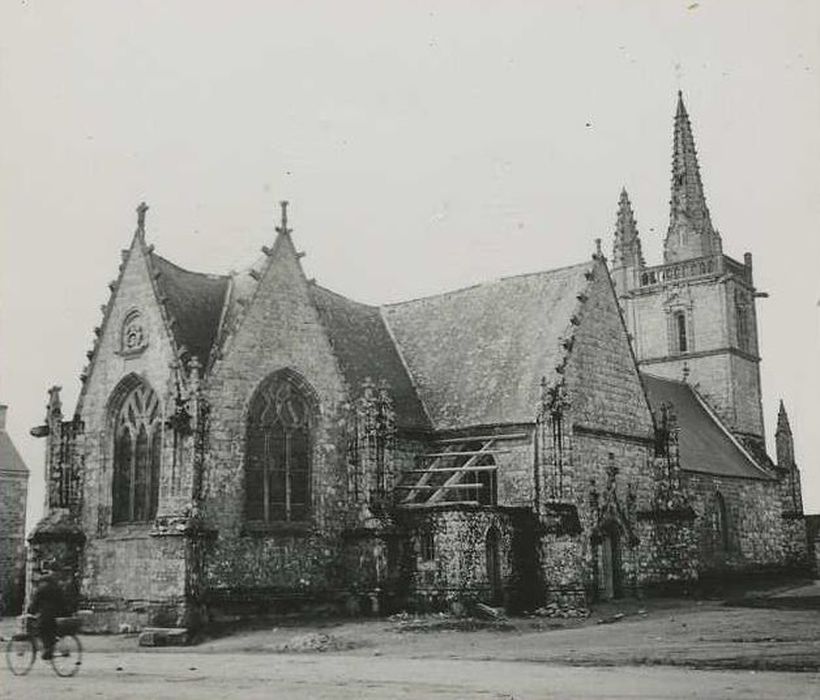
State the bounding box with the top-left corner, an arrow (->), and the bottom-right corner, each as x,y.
245,373 -> 315,523
111,381 -> 162,523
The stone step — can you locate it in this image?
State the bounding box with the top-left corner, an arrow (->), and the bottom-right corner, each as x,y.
138,627 -> 190,647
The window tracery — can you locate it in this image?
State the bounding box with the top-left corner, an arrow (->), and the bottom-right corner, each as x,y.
245,373 -> 315,523
111,381 -> 162,523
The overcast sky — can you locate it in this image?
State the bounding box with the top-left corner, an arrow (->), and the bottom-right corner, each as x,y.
2,1 -> 818,531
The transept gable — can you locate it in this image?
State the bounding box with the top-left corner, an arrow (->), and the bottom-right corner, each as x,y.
563,256 -> 655,438
208,203 -> 348,406
76,206 -> 182,421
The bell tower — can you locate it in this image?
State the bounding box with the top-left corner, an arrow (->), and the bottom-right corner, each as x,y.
612,93 -> 766,455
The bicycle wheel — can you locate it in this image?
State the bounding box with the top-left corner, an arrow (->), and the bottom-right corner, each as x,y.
5,635 -> 36,676
50,634 -> 82,677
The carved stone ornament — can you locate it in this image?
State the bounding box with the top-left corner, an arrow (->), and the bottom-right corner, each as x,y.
121,311 -> 148,354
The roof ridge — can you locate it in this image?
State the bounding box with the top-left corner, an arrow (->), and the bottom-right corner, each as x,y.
311,283 -> 379,310
151,252 -> 230,280
641,370 -> 689,386
383,260 -> 593,309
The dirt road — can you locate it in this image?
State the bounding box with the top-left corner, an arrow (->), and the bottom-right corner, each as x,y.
2,591 -> 818,698
3,650 -> 819,700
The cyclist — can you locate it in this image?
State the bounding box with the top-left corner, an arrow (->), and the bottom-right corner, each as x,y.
27,571 -> 66,660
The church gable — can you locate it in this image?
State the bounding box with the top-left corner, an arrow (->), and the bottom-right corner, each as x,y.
78,228 -> 179,431
210,216 -> 344,400
564,258 -> 655,439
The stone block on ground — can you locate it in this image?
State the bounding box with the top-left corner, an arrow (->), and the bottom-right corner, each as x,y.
138,627 -> 190,647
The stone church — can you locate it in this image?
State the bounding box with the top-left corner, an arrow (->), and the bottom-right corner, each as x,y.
29,93 -> 808,631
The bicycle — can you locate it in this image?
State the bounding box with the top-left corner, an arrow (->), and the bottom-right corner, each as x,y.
5,614 -> 83,677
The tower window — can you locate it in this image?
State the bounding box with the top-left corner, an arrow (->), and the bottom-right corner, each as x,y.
736,304 -> 750,352
675,311 -> 688,353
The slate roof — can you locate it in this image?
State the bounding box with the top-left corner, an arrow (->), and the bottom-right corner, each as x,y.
150,254 -> 230,366
145,244 -> 596,434
381,262 -> 593,431
217,253 -> 269,349
0,426 -> 28,474
310,286 -> 430,431
641,373 -> 773,480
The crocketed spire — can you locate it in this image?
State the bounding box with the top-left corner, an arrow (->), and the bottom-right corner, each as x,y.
612,188 -> 644,269
664,92 -> 722,263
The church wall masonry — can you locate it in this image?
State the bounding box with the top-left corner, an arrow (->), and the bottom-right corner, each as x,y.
684,472 -> 788,573
72,234 -> 195,629
537,258 -> 697,602
201,238 -> 348,599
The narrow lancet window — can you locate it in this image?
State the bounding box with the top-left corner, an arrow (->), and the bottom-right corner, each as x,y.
675,311 -> 688,353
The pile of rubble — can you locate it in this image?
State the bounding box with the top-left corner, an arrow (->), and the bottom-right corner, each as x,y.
276,632 -> 358,653
389,610 -> 515,633
530,602 -> 591,619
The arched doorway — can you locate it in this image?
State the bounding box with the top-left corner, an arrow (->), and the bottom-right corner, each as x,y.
595,524 -> 622,600
486,526 -> 502,605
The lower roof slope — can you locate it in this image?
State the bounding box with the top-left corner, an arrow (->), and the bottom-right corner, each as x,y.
0,430 -> 28,475
310,286 -> 430,431
642,373 -> 773,480
382,262 -> 593,431
150,254 -> 230,366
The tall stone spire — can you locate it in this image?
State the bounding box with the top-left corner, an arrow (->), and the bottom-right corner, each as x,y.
664,92 -> 722,263
612,188 -> 644,268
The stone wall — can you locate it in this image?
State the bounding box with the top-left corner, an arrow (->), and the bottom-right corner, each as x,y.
402,506 -> 513,609
0,471 -> 28,612
684,472 -> 786,572
80,528 -> 190,630
495,437 -> 535,507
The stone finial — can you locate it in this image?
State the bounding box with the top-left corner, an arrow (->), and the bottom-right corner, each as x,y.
275,200 -> 292,236
682,362 -> 690,383
594,238 -> 603,259
136,201 -> 149,235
